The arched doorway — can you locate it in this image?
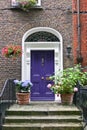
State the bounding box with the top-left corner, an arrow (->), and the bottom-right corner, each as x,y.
22,27 -> 63,101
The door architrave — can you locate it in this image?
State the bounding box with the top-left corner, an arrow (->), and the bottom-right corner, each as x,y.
22,27 -> 63,82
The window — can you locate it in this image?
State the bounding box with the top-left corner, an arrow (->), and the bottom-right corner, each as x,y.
25,31 -> 60,42
36,0 -> 41,6
11,0 -> 41,8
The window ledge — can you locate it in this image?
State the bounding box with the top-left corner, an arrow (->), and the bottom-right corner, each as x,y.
10,5 -> 43,11
10,5 -> 43,10
0,6 -> 43,11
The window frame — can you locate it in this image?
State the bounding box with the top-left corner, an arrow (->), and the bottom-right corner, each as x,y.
37,0 -> 41,6
11,0 -> 41,7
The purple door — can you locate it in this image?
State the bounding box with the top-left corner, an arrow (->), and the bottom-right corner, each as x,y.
31,50 -> 54,101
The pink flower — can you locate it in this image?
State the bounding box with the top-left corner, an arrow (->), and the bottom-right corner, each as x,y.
47,84 -> 52,88
74,87 -> 78,92
2,48 -> 8,55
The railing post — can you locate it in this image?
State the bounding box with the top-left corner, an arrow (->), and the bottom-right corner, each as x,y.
0,101 -> 2,130
0,78 -> 16,130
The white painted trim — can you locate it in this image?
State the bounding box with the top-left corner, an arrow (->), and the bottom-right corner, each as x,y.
22,27 -> 63,80
37,0 -> 41,6
22,27 -> 63,101
23,27 -> 62,43
11,0 -> 41,7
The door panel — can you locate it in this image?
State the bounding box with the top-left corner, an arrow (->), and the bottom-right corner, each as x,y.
31,50 -> 54,101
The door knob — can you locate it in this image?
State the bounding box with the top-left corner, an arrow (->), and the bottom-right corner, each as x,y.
41,77 -> 44,80
46,77 -> 50,80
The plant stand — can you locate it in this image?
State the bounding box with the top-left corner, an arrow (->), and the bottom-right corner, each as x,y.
16,93 -> 30,105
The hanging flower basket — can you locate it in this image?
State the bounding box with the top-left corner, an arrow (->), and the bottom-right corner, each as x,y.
2,44 -> 22,59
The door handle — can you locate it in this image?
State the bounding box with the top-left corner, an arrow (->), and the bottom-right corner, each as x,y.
41,77 -> 44,80
46,77 -> 50,80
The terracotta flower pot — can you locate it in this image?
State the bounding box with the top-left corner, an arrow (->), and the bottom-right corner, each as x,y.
16,93 -> 30,105
61,93 -> 74,105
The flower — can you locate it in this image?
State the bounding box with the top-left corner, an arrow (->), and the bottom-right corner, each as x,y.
14,79 -> 33,93
2,44 -> 22,59
47,64 -> 87,94
47,82 -> 78,94
47,83 -> 52,88
74,87 -> 78,92
19,0 -> 37,11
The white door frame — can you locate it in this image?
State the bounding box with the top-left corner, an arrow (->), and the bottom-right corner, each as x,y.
22,27 -> 63,81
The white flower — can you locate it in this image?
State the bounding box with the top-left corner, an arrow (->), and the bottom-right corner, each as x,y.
47,84 -> 52,88
74,87 -> 78,92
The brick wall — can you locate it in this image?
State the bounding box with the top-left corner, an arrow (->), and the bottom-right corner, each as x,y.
72,0 -> 87,12
0,0 -> 72,91
72,0 -> 87,69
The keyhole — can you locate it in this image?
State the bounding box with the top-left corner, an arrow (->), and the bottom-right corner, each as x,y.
41,57 -> 44,66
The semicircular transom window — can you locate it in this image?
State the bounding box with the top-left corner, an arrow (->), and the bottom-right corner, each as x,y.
25,31 -> 60,42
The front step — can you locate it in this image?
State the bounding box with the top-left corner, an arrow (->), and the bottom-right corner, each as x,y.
5,115 -> 80,123
3,123 -> 82,130
2,102 -> 82,130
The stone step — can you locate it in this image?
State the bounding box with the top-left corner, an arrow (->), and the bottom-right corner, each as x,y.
3,123 -> 82,130
2,103 -> 82,130
5,104 -> 80,116
5,110 -> 80,116
5,115 -> 81,123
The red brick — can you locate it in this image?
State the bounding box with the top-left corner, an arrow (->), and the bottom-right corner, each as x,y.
72,0 -> 87,12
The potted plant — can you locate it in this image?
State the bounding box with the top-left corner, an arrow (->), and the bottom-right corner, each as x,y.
47,64 -> 87,105
2,44 -> 22,59
14,79 -> 33,104
17,0 -> 37,11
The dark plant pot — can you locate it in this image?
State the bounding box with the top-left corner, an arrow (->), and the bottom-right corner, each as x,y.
16,93 -> 30,105
61,93 -> 74,105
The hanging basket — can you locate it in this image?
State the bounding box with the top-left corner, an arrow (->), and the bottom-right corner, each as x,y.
16,93 -> 30,105
1,44 -> 22,59
61,93 -> 74,105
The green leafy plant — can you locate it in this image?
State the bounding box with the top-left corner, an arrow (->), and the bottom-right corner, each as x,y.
17,0 -> 37,11
47,64 -> 87,94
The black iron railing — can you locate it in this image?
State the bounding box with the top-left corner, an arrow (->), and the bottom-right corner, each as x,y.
0,79 -> 16,130
73,81 -> 87,129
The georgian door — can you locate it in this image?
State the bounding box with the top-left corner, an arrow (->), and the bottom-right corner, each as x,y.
31,50 -> 55,101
